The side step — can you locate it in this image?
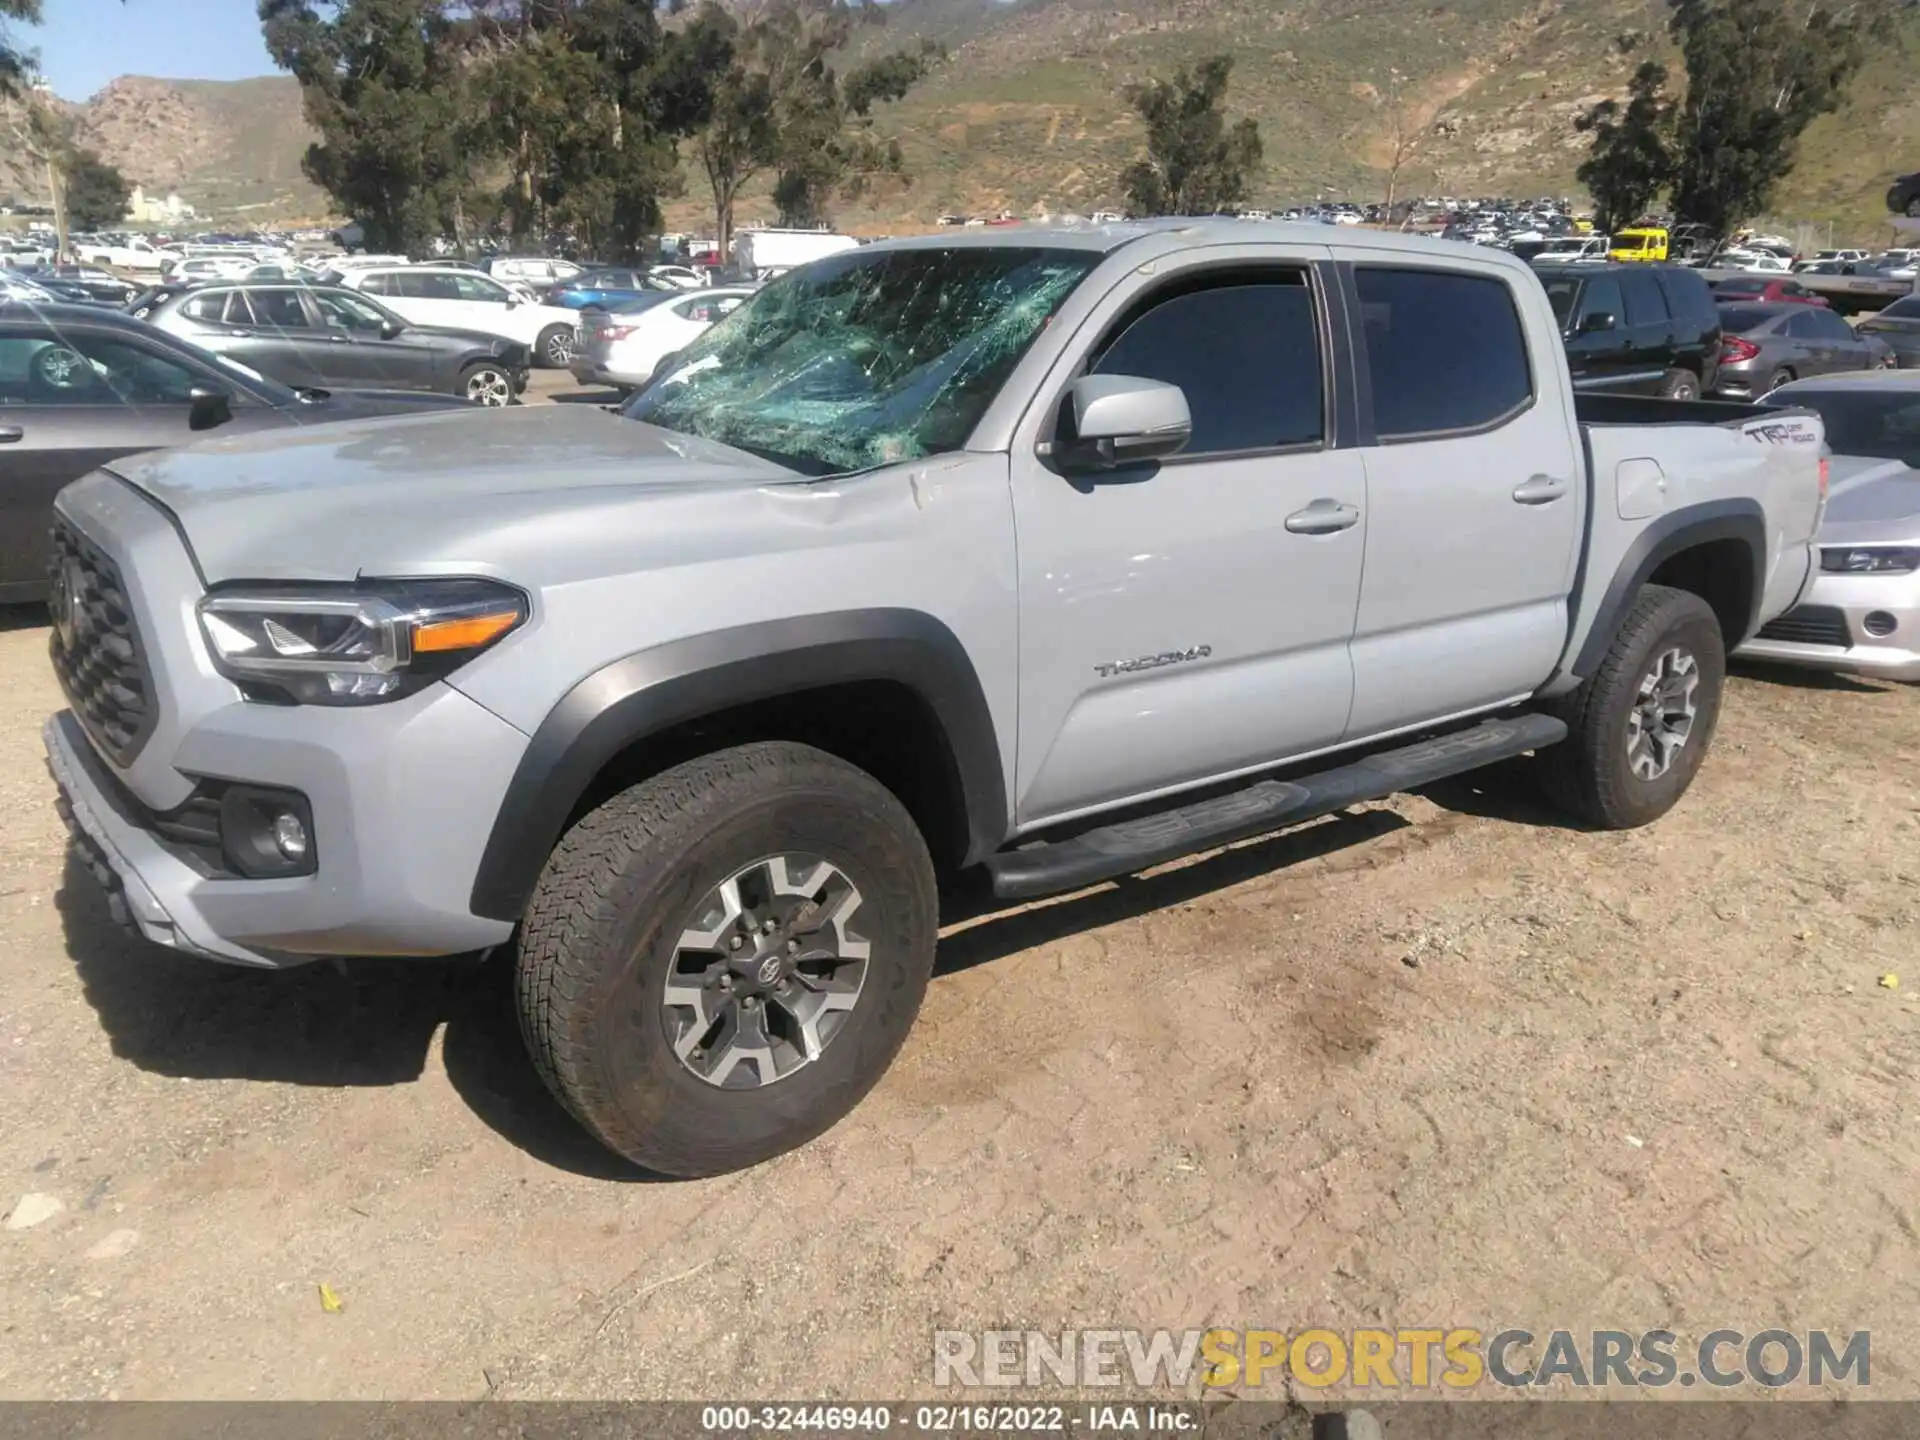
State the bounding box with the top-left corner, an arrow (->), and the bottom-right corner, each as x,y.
983,713 -> 1568,901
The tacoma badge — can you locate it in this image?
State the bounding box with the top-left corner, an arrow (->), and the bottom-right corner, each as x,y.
1095,645 -> 1212,678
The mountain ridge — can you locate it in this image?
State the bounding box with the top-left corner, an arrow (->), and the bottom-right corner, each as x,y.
4,0 -> 1912,241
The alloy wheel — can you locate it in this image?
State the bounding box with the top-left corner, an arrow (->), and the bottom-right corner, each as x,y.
1625,646 -> 1700,781
662,854 -> 870,1089
465,367 -> 513,406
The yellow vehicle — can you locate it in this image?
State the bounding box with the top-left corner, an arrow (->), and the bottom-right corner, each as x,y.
1609,226 -> 1670,262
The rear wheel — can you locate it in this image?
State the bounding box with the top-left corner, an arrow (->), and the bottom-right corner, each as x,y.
515,741 -> 938,1177
536,323 -> 575,368
1765,367 -> 1795,394
459,361 -> 515,407
1538,584 -> 1726,829
1660,368 -> 1700,401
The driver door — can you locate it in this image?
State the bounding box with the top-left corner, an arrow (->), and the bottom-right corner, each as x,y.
1007,249 -> 1368,825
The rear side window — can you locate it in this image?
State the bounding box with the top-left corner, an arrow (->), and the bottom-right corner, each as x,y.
1884,296 -> 1920,319
1089,273 -> 1324,454
1355,267 -> 1531,439
1718,306 -> 1780,334
180,293 -> 225,322
1618,269 -> 1668,326
360,273 -> 395,297
1655,267 -> 1720,331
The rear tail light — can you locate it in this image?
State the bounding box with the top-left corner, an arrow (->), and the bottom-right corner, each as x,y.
1819,456 -> 1830,500
596,324 -> 639,341
1721,335 -> 1762,362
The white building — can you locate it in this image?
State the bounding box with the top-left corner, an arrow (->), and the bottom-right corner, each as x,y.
125,186 -> 196,224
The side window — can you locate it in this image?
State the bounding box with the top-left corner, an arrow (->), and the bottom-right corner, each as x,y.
1784,311 -> 1822,340
448,272 -> 508,303
1885,296 -> 1920,320
180,293 -> 225,322
17,333 -> 200,404
360,273 -> 395,297
1656,269 -> 1720,332
1355,267 -> 1532,439
1087,273 -> 1324,454
250,289 -> 312,328
1575,275 -> 1624,328
1810,309 -> 1856,340
221,291 -> 257,326
1618,269 -> 1668,327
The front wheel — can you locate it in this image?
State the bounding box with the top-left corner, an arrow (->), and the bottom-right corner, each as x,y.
515,741 -> 938,1177
1907,196 -> 1920,218
536,324 -> 575,368
458,361 -> 515,407
1538,584 -> 1726,829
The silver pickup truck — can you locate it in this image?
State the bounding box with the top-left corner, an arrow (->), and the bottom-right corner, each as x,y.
44,222 -> 1826,1175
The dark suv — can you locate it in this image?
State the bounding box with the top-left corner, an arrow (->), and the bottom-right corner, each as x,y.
1535,263 -> 1723,399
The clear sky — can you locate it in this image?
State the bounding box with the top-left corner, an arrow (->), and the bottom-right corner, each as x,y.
26,0 -> 279,101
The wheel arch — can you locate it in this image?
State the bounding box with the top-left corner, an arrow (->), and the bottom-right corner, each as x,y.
468,609 -> 1009,923
1570,500 -> 1766,680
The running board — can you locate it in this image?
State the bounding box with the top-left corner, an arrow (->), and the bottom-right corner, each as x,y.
984,713 -> 1568,901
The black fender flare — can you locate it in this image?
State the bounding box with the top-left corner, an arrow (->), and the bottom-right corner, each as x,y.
467,609 -> 1009,923
1570,498 -> 1768,679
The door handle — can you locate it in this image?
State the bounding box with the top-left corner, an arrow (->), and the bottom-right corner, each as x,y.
229,329 -> 252,337
1512,474 -> 1571,505
1284,499 -> 1361,535
0,425 -> 21,443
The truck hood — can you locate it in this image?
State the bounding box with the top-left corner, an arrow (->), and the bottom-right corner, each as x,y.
104,403 -> 799,584
1818,455 -> 1920,548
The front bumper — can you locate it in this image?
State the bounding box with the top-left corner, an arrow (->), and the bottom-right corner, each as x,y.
47,682 -> 530,967
1736,571 -> 1920,682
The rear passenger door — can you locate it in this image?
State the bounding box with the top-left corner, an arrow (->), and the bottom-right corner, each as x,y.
1617,267 -> 1675,393
1343,264 -> 1585,737
1800,306 -> 1877,373
1009,254 -> 1369,823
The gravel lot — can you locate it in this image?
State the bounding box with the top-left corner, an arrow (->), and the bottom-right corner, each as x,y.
2,386 -> 1917,1400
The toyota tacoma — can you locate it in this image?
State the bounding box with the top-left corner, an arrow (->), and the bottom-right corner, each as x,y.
45,223 -> 1827,1176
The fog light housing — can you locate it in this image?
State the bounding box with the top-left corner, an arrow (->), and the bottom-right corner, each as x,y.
219,785 -> 317,879
1863,610 -> 1899,638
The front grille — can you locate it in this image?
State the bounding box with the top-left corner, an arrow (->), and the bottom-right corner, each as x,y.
1754,604 -> 1852,649
46,517 -> 156,764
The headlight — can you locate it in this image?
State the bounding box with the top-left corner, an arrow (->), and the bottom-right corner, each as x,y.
197,578 -> 527,705
1821,547 -> 1920,575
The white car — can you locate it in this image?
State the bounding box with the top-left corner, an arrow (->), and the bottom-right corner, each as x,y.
484,255 -> 583,287
164,255 -> 255,283
648,264 -> 706,290
569,287 -> 754,389
341,264 -> 585,367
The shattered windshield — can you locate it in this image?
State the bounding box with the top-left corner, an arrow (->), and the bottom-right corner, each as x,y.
623,246 -> 1099,476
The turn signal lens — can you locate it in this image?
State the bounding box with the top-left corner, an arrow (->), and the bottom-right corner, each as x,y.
413,609 -> 522,653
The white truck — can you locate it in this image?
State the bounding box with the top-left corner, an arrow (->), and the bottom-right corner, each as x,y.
731,226 -> 860,278
46,222 -> 1826,1177
74,235 -> 172,272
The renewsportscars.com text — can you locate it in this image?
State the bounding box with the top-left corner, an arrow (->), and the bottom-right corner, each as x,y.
932,1328 -> 1871,1390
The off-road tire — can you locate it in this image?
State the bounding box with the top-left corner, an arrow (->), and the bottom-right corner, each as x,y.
1538,584 -> 1726,829
1660,368 -> 1700,402
515,741 -> 938,1177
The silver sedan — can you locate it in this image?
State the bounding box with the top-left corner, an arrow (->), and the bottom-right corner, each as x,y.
1739,372 -> 1920,681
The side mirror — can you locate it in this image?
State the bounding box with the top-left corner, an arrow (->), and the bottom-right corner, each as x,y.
504,293 -> 521,308
380,320 -> 404,339
1053,374 -> 1192,472
188,384 -> 232,431
1579,310 -> 1618,334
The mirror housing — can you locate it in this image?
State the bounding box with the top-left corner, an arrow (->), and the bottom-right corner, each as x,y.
187,384 -> 232,431
380,320 -> 404,339
1578,310 -> 1618,334
1054,374 -> 1192,472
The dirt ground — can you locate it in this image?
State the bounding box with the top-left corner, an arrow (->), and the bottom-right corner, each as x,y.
2,403 -> 1917,1402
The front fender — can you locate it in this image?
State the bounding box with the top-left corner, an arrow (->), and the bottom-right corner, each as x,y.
466,608 -> 1008,923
